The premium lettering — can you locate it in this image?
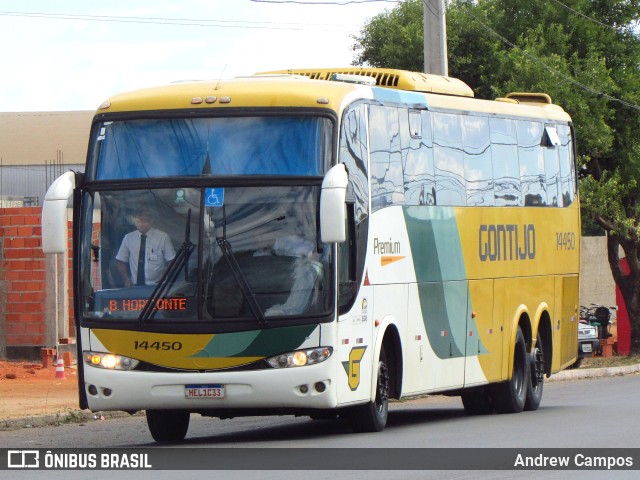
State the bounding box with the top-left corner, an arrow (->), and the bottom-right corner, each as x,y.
374,237 -> 401,255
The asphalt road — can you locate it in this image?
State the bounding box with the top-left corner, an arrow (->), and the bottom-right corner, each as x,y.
2,375 -> 639,479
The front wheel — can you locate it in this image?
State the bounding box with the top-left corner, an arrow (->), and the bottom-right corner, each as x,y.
146,410 -> 190,442
491,327 -> 529,414
350,348 -> 390,433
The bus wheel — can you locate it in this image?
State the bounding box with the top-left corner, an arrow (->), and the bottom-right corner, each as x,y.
146,410 -> 190,442
524,336 -> 545,411
491,327 -> 529,414
461,387 -> 493,415
350,348 -> 390,433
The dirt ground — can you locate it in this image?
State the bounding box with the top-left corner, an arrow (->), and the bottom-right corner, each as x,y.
0,360 -> 79,419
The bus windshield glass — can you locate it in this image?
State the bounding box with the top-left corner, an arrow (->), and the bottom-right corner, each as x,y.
89,116 -> 331,180
82,186 -> 332,324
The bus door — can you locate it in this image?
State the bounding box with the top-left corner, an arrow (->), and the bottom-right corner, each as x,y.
556,275 -> 579,370
335,288 -> 375,405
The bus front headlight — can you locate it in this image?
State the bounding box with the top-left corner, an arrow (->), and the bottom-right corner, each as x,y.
84,351 -> 139,371
266,347 -> 332,368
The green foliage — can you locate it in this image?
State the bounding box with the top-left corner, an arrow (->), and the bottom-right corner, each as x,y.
351,0 -> 423,71
352,0 -> 640,350
352,0 -> 640,244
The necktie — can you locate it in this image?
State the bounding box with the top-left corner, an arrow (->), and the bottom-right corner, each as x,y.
136,234 -> 147,286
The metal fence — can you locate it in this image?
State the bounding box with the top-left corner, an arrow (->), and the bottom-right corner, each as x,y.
0,163 -> 84,206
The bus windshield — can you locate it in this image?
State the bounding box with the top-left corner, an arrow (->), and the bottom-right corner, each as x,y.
83,185 -> 332,324
89,116 -> 331,180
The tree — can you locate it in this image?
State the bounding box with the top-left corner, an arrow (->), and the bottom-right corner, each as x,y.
352,0 -> 640,352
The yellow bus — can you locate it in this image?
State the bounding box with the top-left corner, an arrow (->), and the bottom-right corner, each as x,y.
42,67 -> 579,441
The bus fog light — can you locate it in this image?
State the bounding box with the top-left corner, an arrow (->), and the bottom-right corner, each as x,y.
300,385 -> 309,394
266,347 -> 333,368
314,382 -> 326,393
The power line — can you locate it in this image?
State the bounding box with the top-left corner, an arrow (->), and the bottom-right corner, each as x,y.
460,6 -> 640,112
547,0 -> 627,32
0,10 -> 358,32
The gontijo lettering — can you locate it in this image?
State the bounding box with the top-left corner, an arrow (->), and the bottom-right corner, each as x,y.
479,224 -> 536,262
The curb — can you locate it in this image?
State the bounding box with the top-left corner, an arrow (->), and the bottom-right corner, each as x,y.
0,410 -> 142,432
2,365 -> 639,431
548,363 -> 640,382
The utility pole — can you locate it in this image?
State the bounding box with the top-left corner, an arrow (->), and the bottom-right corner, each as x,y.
423,0 -> 448,76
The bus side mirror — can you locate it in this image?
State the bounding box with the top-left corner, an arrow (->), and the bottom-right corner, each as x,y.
42,171 -> 76,254
320,164 -> 348,243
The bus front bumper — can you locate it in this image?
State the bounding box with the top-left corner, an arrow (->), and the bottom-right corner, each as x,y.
82,360 -> 338,413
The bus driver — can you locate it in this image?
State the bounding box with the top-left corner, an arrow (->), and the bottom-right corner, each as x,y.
116,206 -> 176,288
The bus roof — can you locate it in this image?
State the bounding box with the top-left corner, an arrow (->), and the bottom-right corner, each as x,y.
95,67 -> 571,123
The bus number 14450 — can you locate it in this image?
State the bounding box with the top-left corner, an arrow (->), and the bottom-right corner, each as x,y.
134,341 -> 183,351
556,232 -> 576,251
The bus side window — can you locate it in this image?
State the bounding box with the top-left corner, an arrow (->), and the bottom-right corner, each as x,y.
557,124 -> 576,207
490,117 -> 520,206
462,115 -> 494,206
338,203 -> 357,312
403,109 -> 435,206
339,104 -> 369,221
543,125 -> 561,206
369,105 -> 405,211
433,112 -> 466,206
517,121 -> 547,206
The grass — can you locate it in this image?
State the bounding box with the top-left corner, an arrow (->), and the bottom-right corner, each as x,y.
581,354 -> 640,369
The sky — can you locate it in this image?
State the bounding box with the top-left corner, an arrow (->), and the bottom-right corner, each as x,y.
0,0 -> 397,112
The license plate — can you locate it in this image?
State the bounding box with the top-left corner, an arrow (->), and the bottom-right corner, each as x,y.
185,384 -> 224,399
581,344 -> 592,353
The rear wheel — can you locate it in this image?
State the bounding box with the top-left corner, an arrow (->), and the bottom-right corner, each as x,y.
350,348 -> 390,433
524,336 -> 545,411
146,410 -> 190,442
491,327 -> 529,414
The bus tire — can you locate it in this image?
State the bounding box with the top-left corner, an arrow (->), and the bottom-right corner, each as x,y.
350,348 -> 390,433
461,387 -> 493,415
146,410 -> 190,442
491,327 -> 529,414
524,336 -> 545,411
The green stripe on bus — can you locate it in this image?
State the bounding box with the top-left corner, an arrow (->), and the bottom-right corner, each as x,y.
404,207 -> 485,359
191,324 -> 317,359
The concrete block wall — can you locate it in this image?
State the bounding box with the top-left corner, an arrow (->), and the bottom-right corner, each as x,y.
0,206 -> 73,360
579,236 -> 616,309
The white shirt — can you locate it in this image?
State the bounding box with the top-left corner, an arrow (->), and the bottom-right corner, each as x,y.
116,228 -> 176,285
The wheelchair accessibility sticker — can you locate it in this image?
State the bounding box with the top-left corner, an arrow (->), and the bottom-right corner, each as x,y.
205,188 -> 224,207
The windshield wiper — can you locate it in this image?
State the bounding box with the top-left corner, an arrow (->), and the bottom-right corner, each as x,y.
215,206 -> 268,326
138,209 -> 195,325
216,237 -> 268,326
